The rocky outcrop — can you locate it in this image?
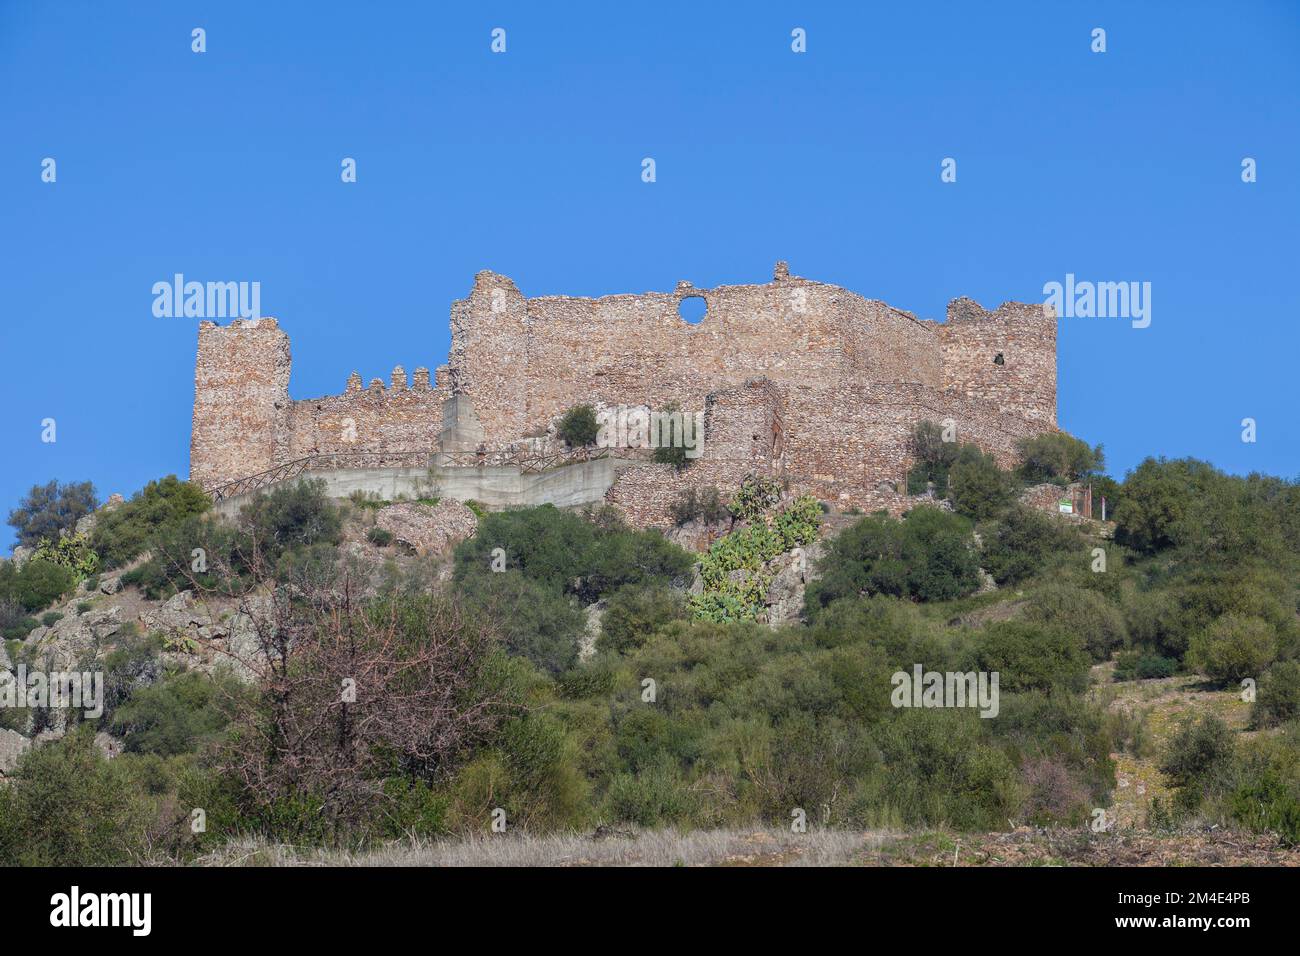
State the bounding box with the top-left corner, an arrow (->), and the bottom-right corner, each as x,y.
94,731 -> 124,760
666,516 -> 732,554
73,492 -> 124,538
374,499 -> 477,556
0,728 -> 31,776
580,601 -> 605,662
139,589 -> 264,678
764,540 -> 824,628
26,604 -> 123,670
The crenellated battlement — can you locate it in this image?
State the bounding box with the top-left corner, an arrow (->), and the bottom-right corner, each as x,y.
190,264 -> 1059,516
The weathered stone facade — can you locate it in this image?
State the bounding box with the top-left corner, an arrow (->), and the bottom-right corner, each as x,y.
191,263 -> 1058,525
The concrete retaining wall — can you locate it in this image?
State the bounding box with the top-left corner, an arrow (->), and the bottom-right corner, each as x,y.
213,458 -> 639,518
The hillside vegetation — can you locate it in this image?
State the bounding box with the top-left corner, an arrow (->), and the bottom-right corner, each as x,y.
2,429 -> 1300,865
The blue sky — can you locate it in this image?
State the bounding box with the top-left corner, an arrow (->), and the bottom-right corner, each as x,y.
2,1 -> 1297,552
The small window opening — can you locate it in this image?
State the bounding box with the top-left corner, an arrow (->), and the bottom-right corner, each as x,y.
993,352 -> 1005,366
678,296 -> 707,325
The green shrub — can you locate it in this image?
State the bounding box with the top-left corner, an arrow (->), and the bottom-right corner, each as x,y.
875,709 -> 1019,830
445,715 -> 589,833
1088,474 -> 1123,520
980,504 -> 1080,585
455,504 -> 691,605
605,753 -> 697,828
948,446 -> 1014,521
906,461 -> 945,497
120,513 -> 253,600
99,630 -> 166,723
110,670 -> 235,756
6,480 -> 98,549
380,777 -> 451,838
601,583 -> 688,653
240,479 -> 342,561
2,619 -> 38,643
805,507 -> 979,614
1016,432 -> 1104,484
0,558 -> 76,613
1160,715 -> 1236,809
366,526 -> 394,547
1125,566 -> 1292,662
91,476 -> 211,569
555,656 -> 623,700
911,421 -> 959,468
31,531 -> 100,579
556,404 -> 599,447
1228,771 -> 1300,847
1025,583 -> 1127,662
969,621 -> 1091,694
0,601 -> 38,641
1188,614 -> 1277,686
1114,651 -> 1178,681
0,727 -> 157,865
1110,457 -> 1286,562
1253,660 -> 1300,729
460,570 -> 585,674
907,421 -> 958,496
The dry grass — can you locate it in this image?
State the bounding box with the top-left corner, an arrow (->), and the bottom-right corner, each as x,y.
195,827 -> 893,868
193,824 -> 1300,867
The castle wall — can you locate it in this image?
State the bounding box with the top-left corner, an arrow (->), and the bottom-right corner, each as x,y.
606,378 -> 1053,528
189,265 -> 1060,505
453,265 -> 946,445
284,368 -> 449,460
942,298 -> 1057,426
191,319 -> 291,490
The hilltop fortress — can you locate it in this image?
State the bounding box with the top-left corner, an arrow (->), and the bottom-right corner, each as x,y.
190,262 -> 1057,525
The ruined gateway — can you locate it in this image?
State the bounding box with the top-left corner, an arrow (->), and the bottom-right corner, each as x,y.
189,262 -> 1057,526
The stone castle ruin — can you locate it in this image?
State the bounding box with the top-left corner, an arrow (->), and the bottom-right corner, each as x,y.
190,262 -> 1057,525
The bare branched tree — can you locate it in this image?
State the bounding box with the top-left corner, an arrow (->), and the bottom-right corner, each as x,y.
156,520 -> 520,838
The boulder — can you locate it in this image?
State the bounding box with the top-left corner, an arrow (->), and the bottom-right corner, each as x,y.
374,500 -> 478,556
85,605 -> 122,640
140,590 -> 205,634
666,516 -> 731,554
763,540 -> 823,629
580,602 -> 605,662
766,556 -> 807,628
0,728 -> 31,776
99,575 -> 122,595
94,731 -> 124,760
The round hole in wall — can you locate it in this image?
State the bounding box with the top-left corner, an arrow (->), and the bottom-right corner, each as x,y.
678,295 -> 707,325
